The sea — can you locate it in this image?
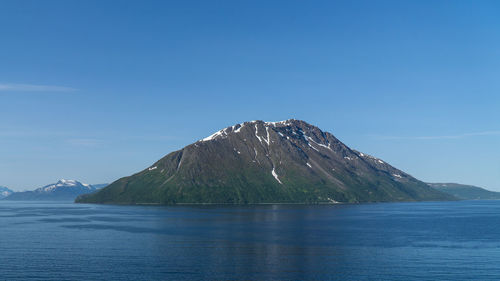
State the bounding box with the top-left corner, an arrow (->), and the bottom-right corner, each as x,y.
1,200 -> 500,280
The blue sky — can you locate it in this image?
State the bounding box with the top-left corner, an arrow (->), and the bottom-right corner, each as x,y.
1,0 -> 499,191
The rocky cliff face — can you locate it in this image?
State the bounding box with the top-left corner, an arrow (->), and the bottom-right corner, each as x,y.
77,119 -> 454,204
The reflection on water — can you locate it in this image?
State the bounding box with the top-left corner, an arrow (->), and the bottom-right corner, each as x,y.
1,201 -> 500,280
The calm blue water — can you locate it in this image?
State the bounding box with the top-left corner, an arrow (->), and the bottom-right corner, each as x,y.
1,200 -> 500,280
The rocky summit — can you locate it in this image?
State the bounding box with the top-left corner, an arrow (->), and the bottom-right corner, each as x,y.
77,119 -> 454,204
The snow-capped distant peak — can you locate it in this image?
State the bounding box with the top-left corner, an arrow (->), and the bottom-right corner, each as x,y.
0,186 -> 13,199
57,179 -> 77,186
38,179 -> 92,192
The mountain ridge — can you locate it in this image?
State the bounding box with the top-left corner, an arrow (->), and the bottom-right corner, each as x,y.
77,119 -> 455,204
428,183 -> 500,200
4,179 -> 106,201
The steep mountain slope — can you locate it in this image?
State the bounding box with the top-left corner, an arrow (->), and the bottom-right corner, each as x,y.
0,186 -> 13,199
4,179 -> 103,201
77,119 -> 454,204
428,183 -> 500,200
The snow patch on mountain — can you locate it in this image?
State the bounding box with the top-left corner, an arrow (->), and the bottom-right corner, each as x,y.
39,179 -> 93,192
200,119 -> 296,143
0,186 -> 13,199
271,167 -> 282,184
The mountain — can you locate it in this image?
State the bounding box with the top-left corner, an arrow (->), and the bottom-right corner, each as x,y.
0,186 -> 13,199
89,183 -> 109,189
428,183 -> 500,200
4,179 -> 104,201
77,119 -> 454,204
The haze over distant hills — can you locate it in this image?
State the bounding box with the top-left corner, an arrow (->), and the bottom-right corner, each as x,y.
0,186 -> 13,199
77,119 -> 454,204
3,180 -> 106,201
428,183 -> 500,200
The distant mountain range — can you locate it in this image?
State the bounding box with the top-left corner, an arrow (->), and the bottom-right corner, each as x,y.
3,180 -> 107,201
0,186 -> 13,199
77,119 -> 454,204
428,183 -> 500,200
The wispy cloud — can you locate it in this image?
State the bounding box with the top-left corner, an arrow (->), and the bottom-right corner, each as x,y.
121,135 -> 186,141
66,138 -> 104,147
0,83 -> 76,92
371,130 -> 500,140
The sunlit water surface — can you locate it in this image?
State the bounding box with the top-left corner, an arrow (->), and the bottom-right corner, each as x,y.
1,200 -> 500,280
